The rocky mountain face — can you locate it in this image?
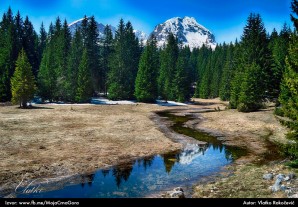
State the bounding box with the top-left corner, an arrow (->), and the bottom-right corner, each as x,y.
68,18 -> 116,39
68,18 -> 146,42
133,29 -> 148,43
68,16 -> 216,50
151,16 -> 216,50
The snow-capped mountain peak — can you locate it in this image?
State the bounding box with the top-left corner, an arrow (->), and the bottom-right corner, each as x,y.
68,17 -> 116,39
68,17 -> 86,27
68,17 -> 216,50
133,29 -> 148,45
68,18 -> 147,43
152,16 -> 216,50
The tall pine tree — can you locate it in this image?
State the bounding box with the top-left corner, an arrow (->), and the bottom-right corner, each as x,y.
14,11 -> 23,62
99,25 -> 113,95
230,13 -> 271,111
38,22 -> 47,66
135,35 -> 159,102
76,48 -> 93,102
198,55 -> 212,99
269,24 -> 291,98
194,45 -> 212,98
54,18 -> 71,100
237,62 -> 263,112
279,0 -> 298,158
173,47 -> 192,102
38,22 -> 57,102
0,24 -> 12,101
108,19 -> 127,100
22,16 -> 39,78
158,33 -> 179,101
108,19 -> 140,100
0,8 -> 16,101
66,28 -> 83,101
219,43 -> 235,101
86,16 -> 100,93
124,21 -> 141,98
11,49 -> 36,107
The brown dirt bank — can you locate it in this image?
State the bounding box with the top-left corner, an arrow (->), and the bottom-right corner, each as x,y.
0,104 -> 181,195
185,99 -> 293,198
193,100 -> 288,164
165,98 -> 289,164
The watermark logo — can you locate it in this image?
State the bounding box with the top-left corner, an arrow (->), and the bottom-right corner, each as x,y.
15,174 -> 49,194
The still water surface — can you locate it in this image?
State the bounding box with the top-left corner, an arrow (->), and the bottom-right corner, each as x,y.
17,112 -> 247,198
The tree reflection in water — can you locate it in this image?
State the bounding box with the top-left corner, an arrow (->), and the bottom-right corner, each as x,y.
101,169 -> 110,177
141,156 -> 155,170
161,150 -> 181,174
78,112 -> 248,189
80,173 -> 95,187
112,162 -> 134,188
15,112 -> 250,198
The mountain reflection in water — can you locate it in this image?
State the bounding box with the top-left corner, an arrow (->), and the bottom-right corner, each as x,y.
78,143 -> 209,189
15,112 -> 247,198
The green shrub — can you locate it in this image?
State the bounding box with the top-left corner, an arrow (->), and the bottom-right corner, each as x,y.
286,159 -> 298,168
237,103 -> 250,112
274,107 -> 285,117
237,102 -> 263,112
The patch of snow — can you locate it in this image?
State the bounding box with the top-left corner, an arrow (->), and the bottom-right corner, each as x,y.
32,98 -> 137,105
91,98 -> 137,105
156,100 -> 188,106
32,98 -> 190,106
36,102 -> 91,106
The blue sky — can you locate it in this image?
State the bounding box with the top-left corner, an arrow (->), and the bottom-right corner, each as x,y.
0,0 -> 294,44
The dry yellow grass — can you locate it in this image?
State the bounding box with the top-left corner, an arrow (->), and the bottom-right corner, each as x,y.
188,99 -> 289,163
0,104 -> 181,188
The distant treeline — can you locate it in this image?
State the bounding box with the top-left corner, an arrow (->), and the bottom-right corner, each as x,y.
0,4 -> 296,108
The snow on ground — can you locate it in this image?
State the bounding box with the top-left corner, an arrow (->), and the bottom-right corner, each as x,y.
91,98 -> 137,105
32,97 -> 137,105
156,100 -> 188,106
40,103 -> 91,106
32,97 -> 189,106
90,99 -> 188,106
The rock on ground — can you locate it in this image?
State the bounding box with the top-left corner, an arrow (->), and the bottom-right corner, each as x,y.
162,187 -> 185,198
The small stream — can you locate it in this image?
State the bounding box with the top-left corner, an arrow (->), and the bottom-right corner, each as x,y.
15,111 -> 247,198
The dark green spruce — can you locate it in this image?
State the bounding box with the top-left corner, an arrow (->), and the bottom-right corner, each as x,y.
230,13 -> 271,112
134,35 -> 159,103
99,25 -> 113,96
158,33 -> 179,101
108,19 -> 140,100
279,0 -> 298,159
76,48 -> 93,102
